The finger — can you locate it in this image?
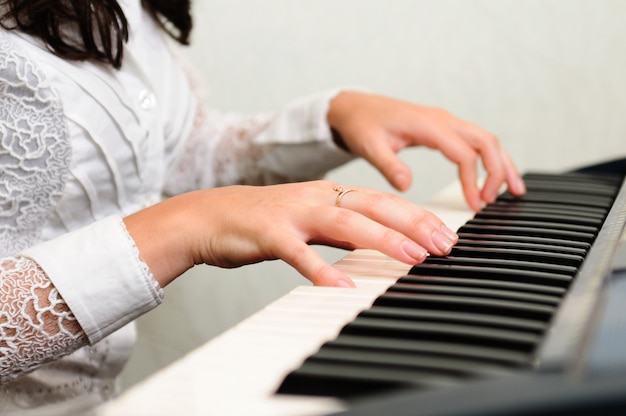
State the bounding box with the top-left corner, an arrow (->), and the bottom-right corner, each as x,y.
416,123 -> 484,211
329,189 -> 458,256
358,136 -> 413,191
448,123 -> 505,205
501,147 -> 526,196
449,121 -> 525,205
273,236 -> 356,288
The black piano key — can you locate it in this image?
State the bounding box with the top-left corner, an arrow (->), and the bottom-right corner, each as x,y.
277,359 -> 458,397
360,305 -> 548,332
342,317 -> 540,351
487,200 -> 608,217
522,172 -> 623,186
328,334 -> 532,366
457,233 -> 591,251
520,179 -> 618,197
454,238 -> 588,256
448,246 -> 583,267
310,347 -> 513,379
458,224 -> 595,244
407,264 -> 572,287
421,256 -> 577,276
481,204 -> 606,220
374,292 -> 555,321
397,275 -> 567,296
497,191 -> 613,209
387,283 -> 561,306
474,211 -> 603,227
465,219 -> 599,234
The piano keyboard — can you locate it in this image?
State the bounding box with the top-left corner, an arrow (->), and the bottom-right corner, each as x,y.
276,170 -> 626,399
101,159 -> 626,416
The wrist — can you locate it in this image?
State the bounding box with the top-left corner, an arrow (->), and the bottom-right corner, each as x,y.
123,194 -> 197,287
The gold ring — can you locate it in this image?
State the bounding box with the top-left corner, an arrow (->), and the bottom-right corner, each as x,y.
333,185 -> 356,207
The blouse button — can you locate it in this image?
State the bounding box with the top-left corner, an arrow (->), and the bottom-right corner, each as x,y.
138,89 -> 156,110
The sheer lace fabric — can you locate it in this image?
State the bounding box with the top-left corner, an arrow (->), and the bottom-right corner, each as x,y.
0,28 -> 90,388
0,32 -> 70,258
0,257 -> 86,385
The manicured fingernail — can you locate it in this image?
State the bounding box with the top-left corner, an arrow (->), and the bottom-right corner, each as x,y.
432,226 -> 457,254
402,241 -> 428,262
334,277 -> 356,288
441,225 -> 458,243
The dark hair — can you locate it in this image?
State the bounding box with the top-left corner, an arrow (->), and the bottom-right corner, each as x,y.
0,0 -> 192,69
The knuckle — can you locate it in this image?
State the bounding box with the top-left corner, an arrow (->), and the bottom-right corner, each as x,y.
334,208 -> 354,226
406,210 -> 429,230
380,228 -> 400,246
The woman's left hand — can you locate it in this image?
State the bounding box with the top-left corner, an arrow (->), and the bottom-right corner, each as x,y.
327,91 -> 526,211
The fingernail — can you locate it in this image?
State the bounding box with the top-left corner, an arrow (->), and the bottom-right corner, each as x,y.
393,172 -> 409,190
334,277 -> 356,288
432,226 -> 457,254
440,225 -> 458,243
483,189 -> 497,204
402,240 -> 428,262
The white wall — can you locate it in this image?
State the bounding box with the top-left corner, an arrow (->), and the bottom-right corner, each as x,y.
121,0 -> 626,388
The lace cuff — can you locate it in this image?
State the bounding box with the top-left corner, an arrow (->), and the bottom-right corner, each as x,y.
0,256 -> 87,384
20,216 -> 164,344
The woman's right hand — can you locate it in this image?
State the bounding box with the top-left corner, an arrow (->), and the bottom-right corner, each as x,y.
123,180 -> 458,288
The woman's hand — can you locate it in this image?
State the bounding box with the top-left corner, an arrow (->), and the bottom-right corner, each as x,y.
328,91 -> 526,211
123,180 -> 458,288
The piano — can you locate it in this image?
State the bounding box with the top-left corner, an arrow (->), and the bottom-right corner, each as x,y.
100,157 -> 626,416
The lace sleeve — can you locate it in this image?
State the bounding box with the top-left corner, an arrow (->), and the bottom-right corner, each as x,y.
163,55 -> 354,194
0,256 -> 87,384
0,33 -> 89,384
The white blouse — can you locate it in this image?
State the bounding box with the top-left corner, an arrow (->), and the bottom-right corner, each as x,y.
0,0 -> 353,414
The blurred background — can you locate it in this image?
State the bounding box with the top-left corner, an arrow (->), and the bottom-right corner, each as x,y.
121,0 -> 626,388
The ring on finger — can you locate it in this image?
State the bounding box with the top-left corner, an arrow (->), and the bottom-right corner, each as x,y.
333,185 -> 357,208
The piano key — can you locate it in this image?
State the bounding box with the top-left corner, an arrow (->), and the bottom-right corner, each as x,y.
474,211 -> 603,227
458,224 -> 596,244
359,305 -> 547,332
457,233 -> 591,250
374,292 -> 555,321
341,317 -> 541,350
448,246 -> 584,267
421,256 -> 577,276
465,219 -> 599,234
309,347 -> 514,379
519,179 -> 619,197
327,334 -> 533,366
407,264 -> 572,287
522,172 -> 623,186
387,283 -> 561,306
497,191 -> 613,209
487,200 -> 609,217
480,204 -> 606,220
277,359 -> 459,397
397,275 -> 567,296
454,238 -> 588,256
